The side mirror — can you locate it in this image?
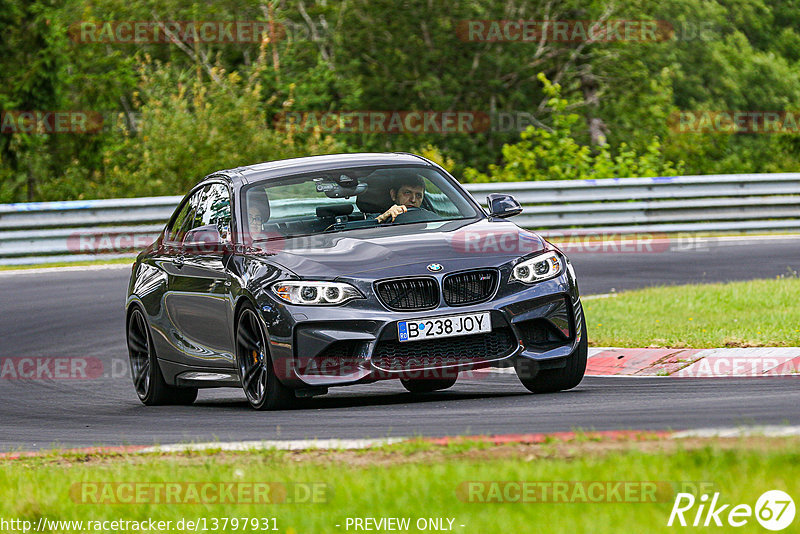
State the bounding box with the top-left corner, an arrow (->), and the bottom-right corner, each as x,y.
487,193 -> 523,219
183,224 -> 225,254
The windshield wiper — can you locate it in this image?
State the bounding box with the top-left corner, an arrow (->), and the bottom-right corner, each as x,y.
252,233 -> 316,243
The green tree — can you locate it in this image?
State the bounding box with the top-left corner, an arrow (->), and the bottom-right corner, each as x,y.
91,53 -> 344,199
0,0 -> 71,201
462,74 -> 683,182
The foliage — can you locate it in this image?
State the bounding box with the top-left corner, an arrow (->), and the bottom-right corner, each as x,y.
94,55 -> 342,198
2,0 -> 800,201
461,74 -> 684,182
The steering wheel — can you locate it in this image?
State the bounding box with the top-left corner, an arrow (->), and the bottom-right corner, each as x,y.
392,206 -> 433,224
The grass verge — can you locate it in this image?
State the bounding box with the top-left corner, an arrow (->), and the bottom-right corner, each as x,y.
584,277 -> 800,348
1,438 -> 798,533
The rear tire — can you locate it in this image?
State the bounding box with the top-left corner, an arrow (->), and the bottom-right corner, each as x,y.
515,318 -> 587,394
400,376 -> 457,393
127,307 -> 198,406
235,304 -> 294,410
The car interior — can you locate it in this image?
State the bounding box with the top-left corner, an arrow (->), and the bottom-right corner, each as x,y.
247,169 -> 446,240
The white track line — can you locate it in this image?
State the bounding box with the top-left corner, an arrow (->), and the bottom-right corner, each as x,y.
582,293 -> 618,300
709,234 -> 800,245
672,426 -> 800,438
0,263 -> 131,276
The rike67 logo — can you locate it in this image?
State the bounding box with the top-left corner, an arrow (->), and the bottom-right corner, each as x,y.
668,490 -> 795,530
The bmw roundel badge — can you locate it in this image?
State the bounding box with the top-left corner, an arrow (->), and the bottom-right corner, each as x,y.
427,263 -> 443,272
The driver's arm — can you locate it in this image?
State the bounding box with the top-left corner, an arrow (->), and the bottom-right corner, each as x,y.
376,204 -> 407,223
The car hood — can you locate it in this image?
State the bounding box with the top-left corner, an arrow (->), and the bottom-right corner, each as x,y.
249,219 -> 547,280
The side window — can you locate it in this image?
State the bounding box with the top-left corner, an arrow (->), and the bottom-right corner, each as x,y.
184,186 -> 209,235
199,183 -> 232,241
166,187 -> 207,243
166,198 -> 193,242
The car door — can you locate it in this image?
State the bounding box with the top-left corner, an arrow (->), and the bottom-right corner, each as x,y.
163,183 -> 236,368
146,188 -> 204,364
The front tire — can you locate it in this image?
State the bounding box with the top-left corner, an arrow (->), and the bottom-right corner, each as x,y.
235,304 -> 294,410
127,307 -> 198,405
515,319 -> 588,394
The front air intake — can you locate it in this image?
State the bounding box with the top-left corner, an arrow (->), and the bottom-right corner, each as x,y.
375,277 -> 439,311
443,269 -> 498,306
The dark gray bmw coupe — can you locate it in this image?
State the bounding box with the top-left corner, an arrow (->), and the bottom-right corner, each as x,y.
125,153 -> 587,409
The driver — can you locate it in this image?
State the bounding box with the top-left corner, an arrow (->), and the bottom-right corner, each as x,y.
245,189 -> 270,241
376,175 -> 426,223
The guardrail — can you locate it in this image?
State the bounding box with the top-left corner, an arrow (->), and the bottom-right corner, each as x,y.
1,173 -> 799,265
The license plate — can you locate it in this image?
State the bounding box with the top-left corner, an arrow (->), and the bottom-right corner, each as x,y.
397,312 -> 491,343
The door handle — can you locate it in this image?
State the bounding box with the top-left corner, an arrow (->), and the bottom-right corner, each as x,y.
174,255 -> 185,268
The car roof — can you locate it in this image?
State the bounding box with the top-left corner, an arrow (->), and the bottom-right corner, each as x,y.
205,153 -> 433,186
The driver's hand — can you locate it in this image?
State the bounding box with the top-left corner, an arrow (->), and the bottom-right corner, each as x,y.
376,204 -> 407,223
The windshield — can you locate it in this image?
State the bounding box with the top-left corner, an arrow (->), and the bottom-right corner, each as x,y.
241,165 -> 480,241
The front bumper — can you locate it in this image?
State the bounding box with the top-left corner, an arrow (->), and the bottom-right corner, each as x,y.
258,265 -> 584,388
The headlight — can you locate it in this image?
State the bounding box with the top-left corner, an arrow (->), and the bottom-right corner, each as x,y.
510,251 -> 563,283
271,281 -> 363,305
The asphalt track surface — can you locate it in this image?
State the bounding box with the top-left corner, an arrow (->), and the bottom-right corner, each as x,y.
1,236 -> 798,451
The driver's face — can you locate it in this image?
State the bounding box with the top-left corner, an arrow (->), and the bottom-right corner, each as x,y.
391,185 -> 425,208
